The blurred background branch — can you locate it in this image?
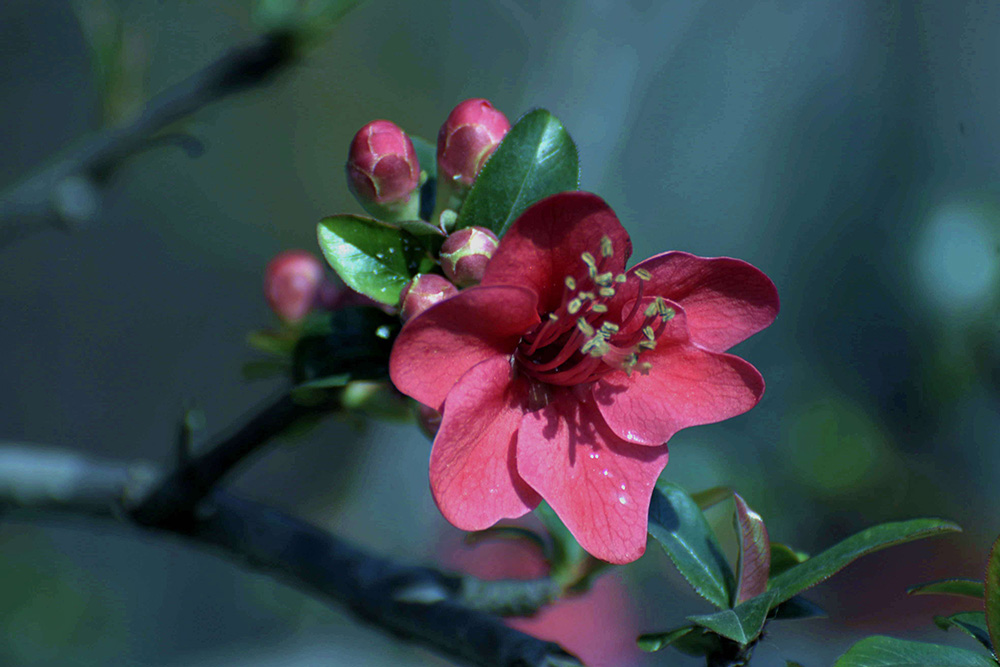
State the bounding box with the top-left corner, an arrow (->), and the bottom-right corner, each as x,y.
0,442 -> 575,667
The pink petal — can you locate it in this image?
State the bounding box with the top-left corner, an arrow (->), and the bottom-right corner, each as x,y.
517,392 -> 669,564
629,252 -> 778,353
430,357 -> 540,530
482,192 -> 632,314
594,305 -> 765,446
389,285 -> 540,410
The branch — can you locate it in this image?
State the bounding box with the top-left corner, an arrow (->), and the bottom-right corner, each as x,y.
0,30 -> 297,247
0,443 -> 577,667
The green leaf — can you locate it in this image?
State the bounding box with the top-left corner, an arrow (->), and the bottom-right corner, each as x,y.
908,578 -> 985,599
648,480 -> 736,609
834,636 -> 997,666
246,330 -> 295,357
691,486 -> 733,509
534,502 -> 586,581
292,307 -> 398,387
241,359 -> 289,381
734,493 -> 770,604
456,108 -> 579,237
934,612 -> 994,653
409,135 -> 437,182
767,518 -> 961,608
687,592 -> 776,645
787,662 -> 806,667
771,595 -> 827,621
317,215 -> 431,305
637,627 -> 695,653
770,543 -> 810,578
986,534 -> 1000,655
637,626 -> 724,657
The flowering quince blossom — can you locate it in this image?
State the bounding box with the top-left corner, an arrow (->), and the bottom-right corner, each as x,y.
389,192 -> 779,563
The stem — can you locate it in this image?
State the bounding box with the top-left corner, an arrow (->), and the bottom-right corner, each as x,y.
0,443 -> 580,667
0,31 -> 297,247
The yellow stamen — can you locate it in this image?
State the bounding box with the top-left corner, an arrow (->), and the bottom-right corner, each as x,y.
576,318 -> 595,336
599,287 -> 616,298
590,303 -> 608,314
564,276 -> 577,290
568,299 -> 583,314
635,268 -> 652,281
600,236 -> 614,258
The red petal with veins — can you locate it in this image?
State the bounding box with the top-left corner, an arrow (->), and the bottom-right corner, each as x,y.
594,305 -> 765,446
628,252 -> 779,353
516,391 -> 669,564
430,357 -> 540,529
481,192 -> 632,314
389,285 -> 540,410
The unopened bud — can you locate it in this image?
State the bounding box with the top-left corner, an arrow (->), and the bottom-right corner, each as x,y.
437,99 -> 510,186
416,403 -> 442,439
399,274 -> 458,321
439,226 -> 499,287
264,250 -> 325,324
347,120 -> 421,213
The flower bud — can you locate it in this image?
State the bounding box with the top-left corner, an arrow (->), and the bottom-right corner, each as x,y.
346,120 -> 421,211
264,250 -> 325,324
399,273 -> 458,321
439,226 -> 499,287
437,99 -> 510,186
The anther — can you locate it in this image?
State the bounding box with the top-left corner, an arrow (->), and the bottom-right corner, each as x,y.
638,362 -> 653,375
599,322 -> 620,335
642,325 -> 655,340
581,252 -> 597,268
598,287 -> 616,298
568,298 -> 583,315
614,273 -> 627,283
564,276 -> 577,290
595,272 -> 614,286
638,340 -> 657,351
578,291 -> 596,301
600,236 -> 614,258
590,303 -> 608,313
635,268 -> 652,281
576,318 -> 595,336
644,302 -> 659,317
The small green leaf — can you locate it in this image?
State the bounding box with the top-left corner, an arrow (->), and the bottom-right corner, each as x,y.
409,135 -> 437,182
246,330 -> 295,357
317,215 -> 430,305
691,486 -> 733,509
908,578 -> 985,599
456,109 -> 579,237
767,518 -> 961,608
637,627 -> 695,653
770,543 -> 810,578
734,493 -> 770,605
637,626 -> 724,657
787,662 -> 806,667
986,534 -> 1000,655
535,502 -> 586,581
834,635 -> 997,666
688,592 -> 776,646
648,480 -> 736,609
771,595 -> 827,621
934,612 -> 994,653
398,219 -> 446,237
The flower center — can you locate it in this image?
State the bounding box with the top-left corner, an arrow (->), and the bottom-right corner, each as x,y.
514,236 -> 674,387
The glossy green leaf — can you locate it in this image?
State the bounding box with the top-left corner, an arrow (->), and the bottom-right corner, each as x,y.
456,108 -> 579,236
637,626 -> 723,657
908,578 -> 985,599
688,592 -> 776,646
648,480 -> 735,609
767,518 -> 961,608
691,486 -> 733,509
834,636 -> 996,666
934,612 -> 994,653
734,493 -> 770,604
770,543 -> 810,578
317,215 -> 430,305
771,595 -> 827,621
986,534 -> 1000,655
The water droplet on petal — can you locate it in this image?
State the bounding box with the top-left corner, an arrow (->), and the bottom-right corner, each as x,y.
588,452 -> 600,460
618,494 -> 628,505
601,468 -> 610,477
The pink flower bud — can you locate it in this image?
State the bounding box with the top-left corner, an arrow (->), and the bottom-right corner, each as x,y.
439,226 -> 499,287
437,99 -> 510,186
264,250 -> 325,324
399,274 -> 458,321
346,120 -> 421,206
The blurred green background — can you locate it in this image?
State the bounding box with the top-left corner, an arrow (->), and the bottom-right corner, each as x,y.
2,1 -> 999,665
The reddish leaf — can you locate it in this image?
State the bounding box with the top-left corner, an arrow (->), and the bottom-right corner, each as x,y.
734,493 -> 770,605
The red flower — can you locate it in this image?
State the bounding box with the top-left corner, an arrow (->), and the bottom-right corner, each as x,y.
389,192 -> 778,563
